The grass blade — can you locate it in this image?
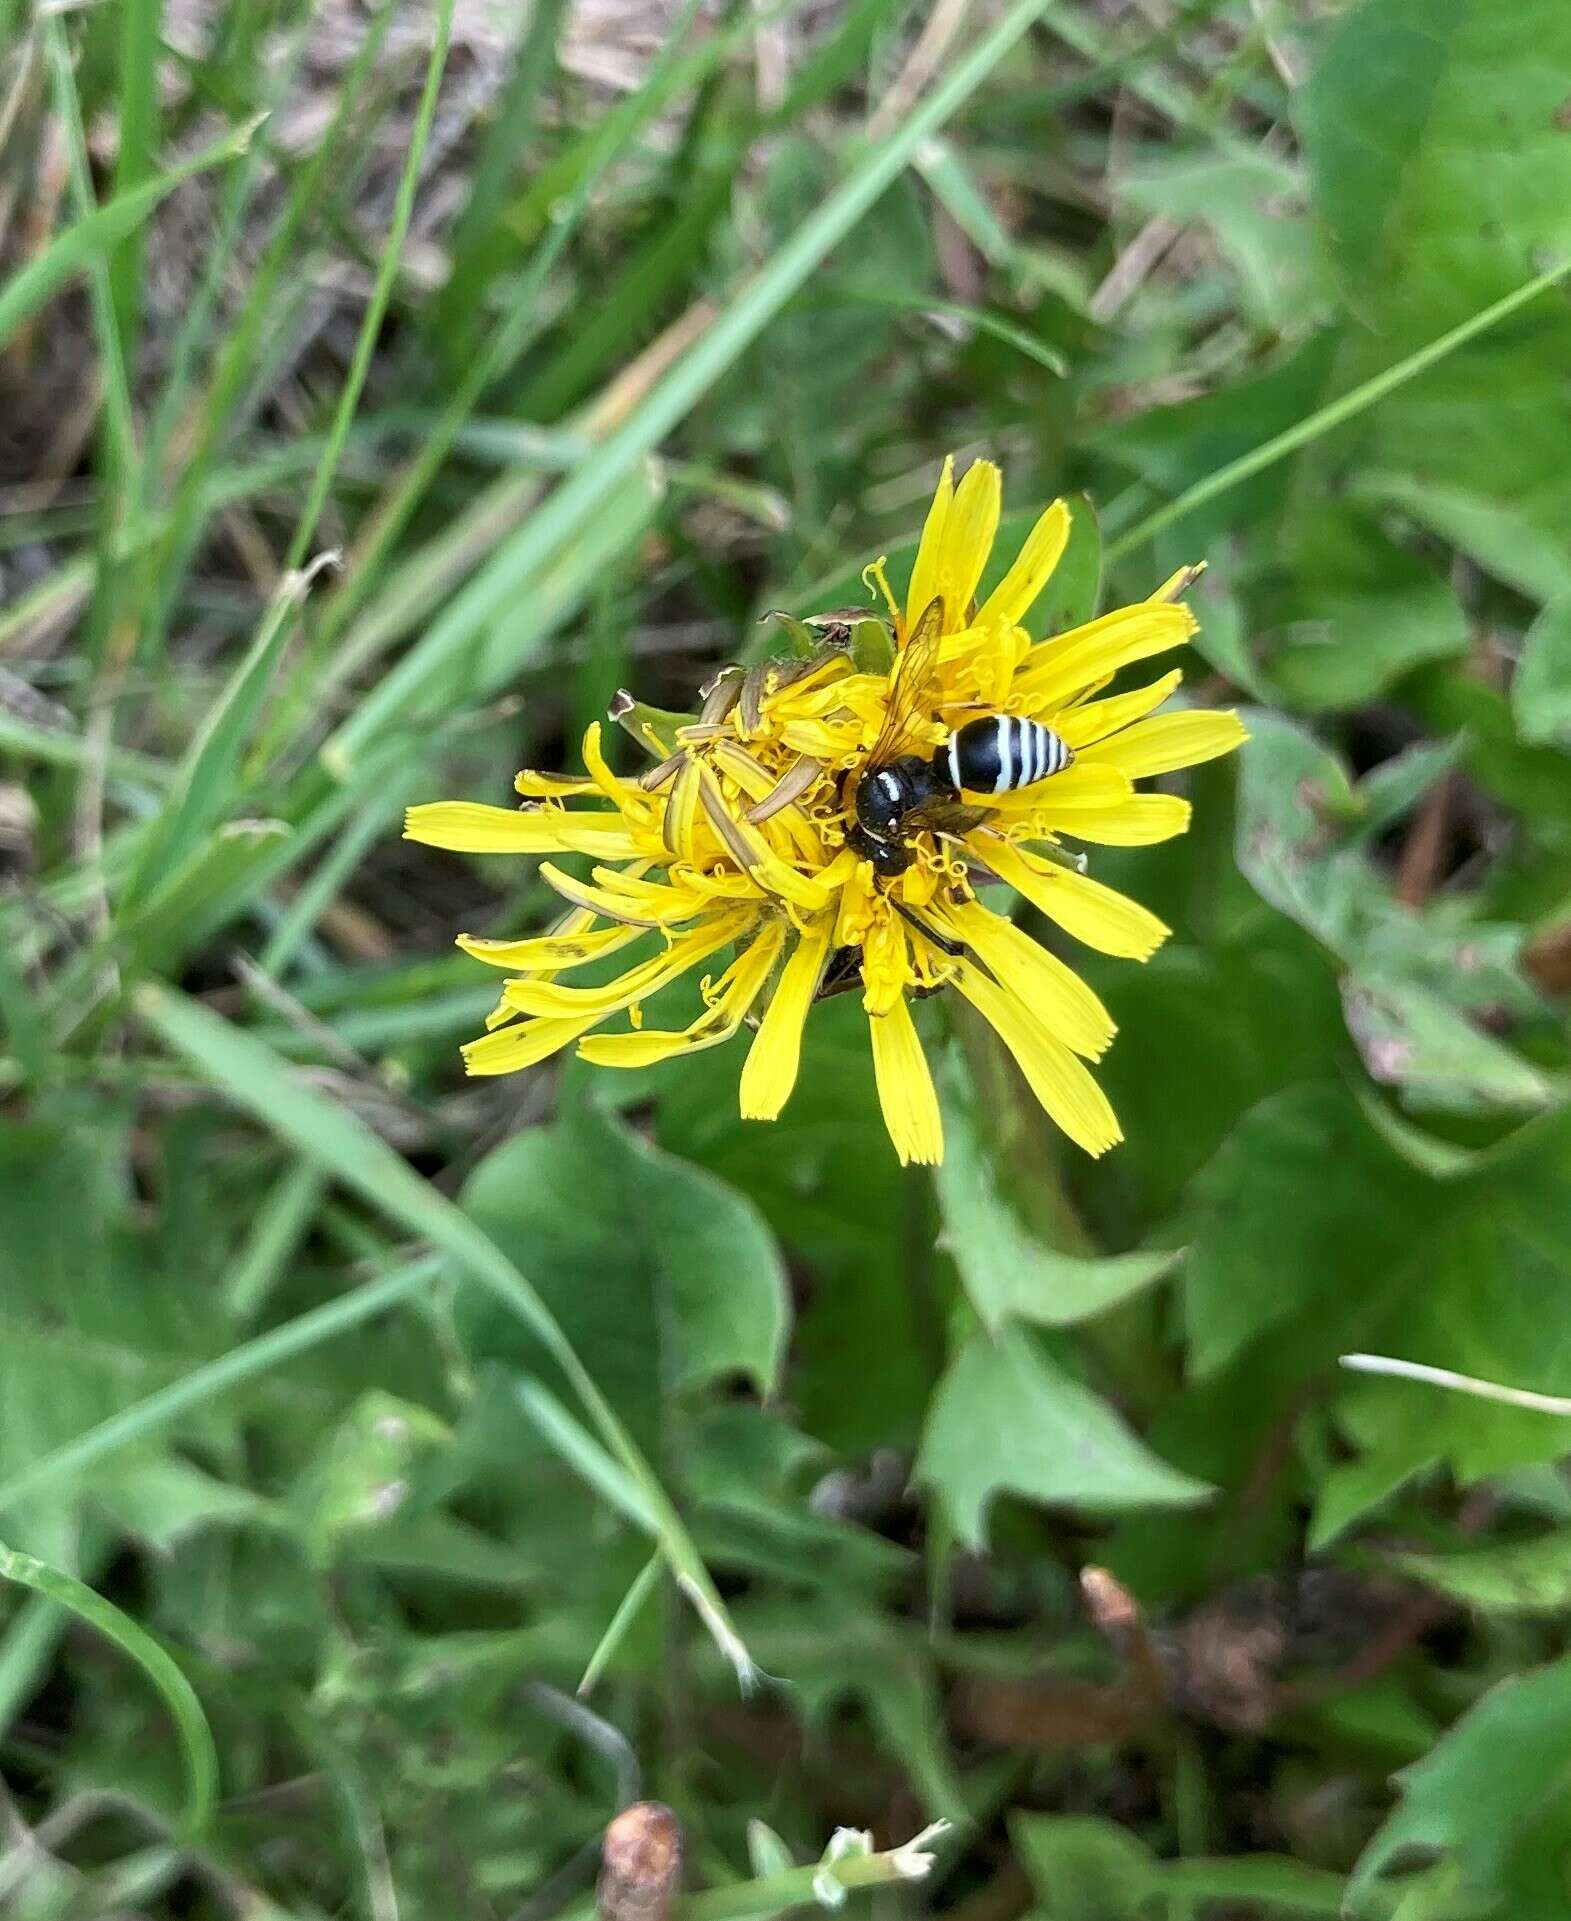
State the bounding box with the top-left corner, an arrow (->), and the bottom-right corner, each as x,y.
118,553 -> 339,910
43,17 -> 138,509
1106,257 -> 1571,560
282,0 -> 455,574
430,0 -> 574,350
0,114 -> 256,354
0,1541 -> 218,1836
514,1381 -> 657,1531
270,0 -> 719,752
114,0 -> 453,912
133,983 -> 757,1686
319,463 -> 662,779
0,1257 -> 441,1517
223,1162 -> 328,1322
107,0 -> 162,353
0,708 -> 169,785
815,286 -> 1068,373
578,1553 -> 663,1697
138,0 -> 402,662
324,0 -> 1060,769
0,1594 -> 70,1744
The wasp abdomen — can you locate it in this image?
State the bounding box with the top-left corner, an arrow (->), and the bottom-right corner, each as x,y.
945,715 -> 1072,796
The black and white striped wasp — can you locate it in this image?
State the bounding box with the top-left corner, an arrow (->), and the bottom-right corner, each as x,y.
844,594 -> 1074,880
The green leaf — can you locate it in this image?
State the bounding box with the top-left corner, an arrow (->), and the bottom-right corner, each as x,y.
915,1325 -> 1209,1548
1105,258 -> 1571,567
652,996 -> 933,1453
1182,1083 -> 1433,1383
1161,1856 -> 1364,1917
1388,1530 -> 1571,1616
686,1404 -> 910,1599
289,1391 -> 451,1565
0,1254 -> 438,1522
1311,1454 -> 1437,1553
1089,925 -> 1345,1233
1203,1096 -> 1571,1494
1348,1653 -> 1571,1913
513,1379 -> 654,1531
1302,0 -> 1571,561
1011,1812 -> 1156,1921
1122,150 -> 1316,334
741,1598 -> 965,1818
459,1104 -> 789,1447
1353,736 -> 1467,841
1187,572 -> 1270,700
1350,473 -> 1571,606
1013,1812 -> 1362,1921
935,1053 -> 1174,1335
1233,709 -> 1365,946
1101,332 -> 1341,562
1035,492 -> 1103,634
1260,502 -> 1467,711
1513,592 -> 1571,747
95,1458 -> 277,1551
1341,972 -> 1556,1111
135,984 -> 757,1685
747,1820 -> 797,1880
0,1119 -> 225,1558
1183,1088 -> 1571,1514
0,1539 -> 218,1835
1305,0 -> 1571,320
1233,711 -> 1550,1112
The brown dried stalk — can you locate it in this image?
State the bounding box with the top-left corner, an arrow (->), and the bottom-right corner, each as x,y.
598,1802 -> 683,1921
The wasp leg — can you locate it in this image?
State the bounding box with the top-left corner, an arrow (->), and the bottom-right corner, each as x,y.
813,945 -> 864,1002
891,897 -> 972,963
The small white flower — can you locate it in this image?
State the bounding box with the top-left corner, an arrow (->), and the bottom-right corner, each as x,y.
890,1820 -> 952,1881
811,1868 -> 847,1909
810,1829 -> 873,1908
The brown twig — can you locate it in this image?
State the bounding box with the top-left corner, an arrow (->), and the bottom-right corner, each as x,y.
952,1566 -> 1170,1752
1523,920 -> 1571,996
1278,1489 -> 1493,1709
1080,1566 -> 1168,1714
1089,215 -> 1182,323
867,0 -> 973,140
1394,774 -> 1452,908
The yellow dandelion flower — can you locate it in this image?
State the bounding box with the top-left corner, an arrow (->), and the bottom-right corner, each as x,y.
406,456 -> 1248,1165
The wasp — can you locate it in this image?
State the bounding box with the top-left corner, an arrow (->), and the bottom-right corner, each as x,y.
844,594 -> 1074,880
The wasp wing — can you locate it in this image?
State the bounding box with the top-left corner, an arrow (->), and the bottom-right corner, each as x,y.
903,797 -> 995,840
865,594 -> 945,769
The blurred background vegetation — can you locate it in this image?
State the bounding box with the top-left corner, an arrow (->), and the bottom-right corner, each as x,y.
2,0 -> 1571,1915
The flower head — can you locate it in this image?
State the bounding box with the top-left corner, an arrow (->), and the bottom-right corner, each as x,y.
406,457 -> 1246,1164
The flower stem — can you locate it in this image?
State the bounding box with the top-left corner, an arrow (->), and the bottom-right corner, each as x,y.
677,1848 -> 926,1921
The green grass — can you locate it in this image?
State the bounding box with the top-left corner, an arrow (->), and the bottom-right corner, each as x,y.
3,0 -> 1571,1916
